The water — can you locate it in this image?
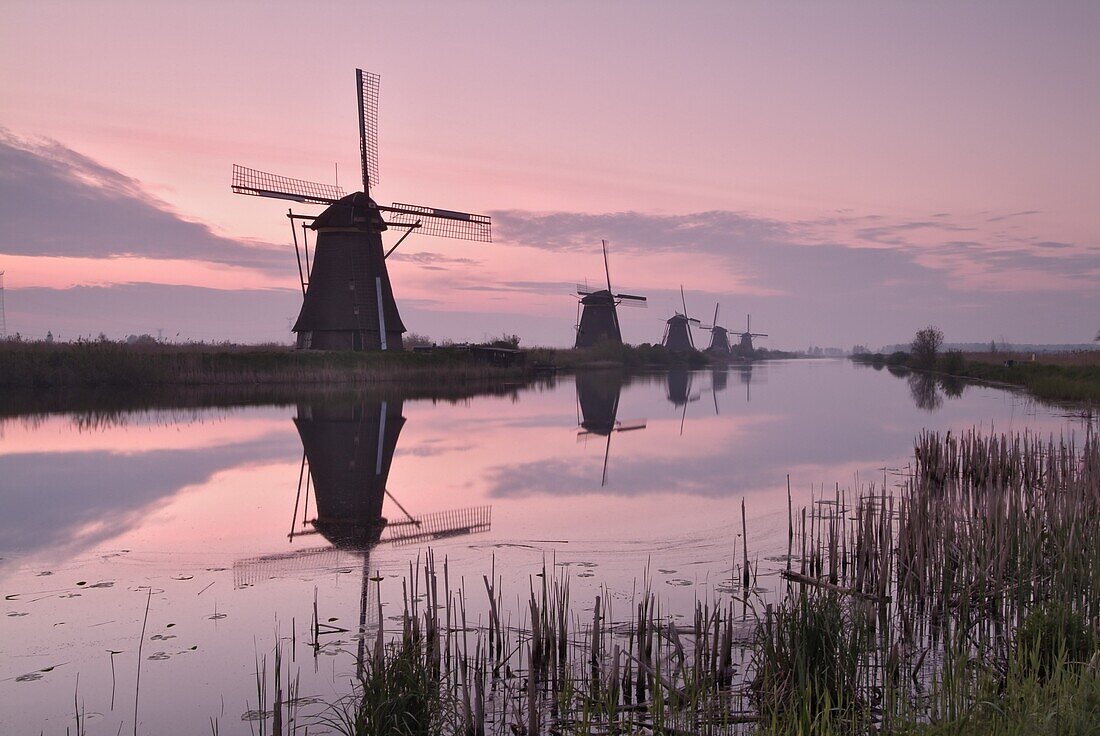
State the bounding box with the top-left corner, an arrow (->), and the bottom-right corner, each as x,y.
0,359 -> 1087,734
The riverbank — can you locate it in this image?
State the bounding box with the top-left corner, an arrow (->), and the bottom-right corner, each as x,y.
853,349 -> 1100,404
0,340 -> 798,389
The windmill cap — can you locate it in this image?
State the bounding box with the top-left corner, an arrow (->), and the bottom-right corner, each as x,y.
311,192 -> 387,231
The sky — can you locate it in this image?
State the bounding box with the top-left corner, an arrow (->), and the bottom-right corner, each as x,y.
1,0 -> 1097,349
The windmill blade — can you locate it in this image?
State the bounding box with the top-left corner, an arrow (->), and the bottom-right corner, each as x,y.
713,303 -> 720,329
615,419 -> 648,432
232,164 -> 344,205
615,293 -> 647,302
384,203 -> 492,242
602,240 -> 613,294
680,285 -> 689,318
357,69 -> 380,193
577,283 -> 595,296
752,332 -> 769,338
616,297 -> 647,309
380,505 -> 491,546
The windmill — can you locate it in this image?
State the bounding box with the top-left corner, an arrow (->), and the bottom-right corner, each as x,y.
574,240 -> 647,348
234,399 -> 490,672
701,302 -> 733,356
232,69 -> 491,351
734,314 -> 768,357
575,372 -> 646,486
662,286 -> 701,351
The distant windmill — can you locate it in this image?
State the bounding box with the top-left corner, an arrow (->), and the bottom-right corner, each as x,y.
575,372 -> 646,485
701,302 -> 733,355
574,240 -> 647,348
662,286 -> 701,351
232,69 -> 491,351
735,314 -> 768,356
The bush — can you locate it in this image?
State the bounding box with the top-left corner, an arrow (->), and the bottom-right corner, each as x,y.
911,326 -> 944,369
939,349 -> 964,374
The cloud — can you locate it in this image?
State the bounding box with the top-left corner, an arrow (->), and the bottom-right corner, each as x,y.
0,432 -> 299,560
0,130 -> 286,273
987,210 -> 1040,223
387,251 -> 480,269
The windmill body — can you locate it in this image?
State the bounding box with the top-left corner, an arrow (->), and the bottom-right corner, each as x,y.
575,241 -> 646,349
702,303 -> 733,356
232,69 -> 491,351
294,399 -> 406,548
707,326 -> 732,354
662,286 -> 700,351
576,290 -> 622,348
292,193 -> 407,350
734,314 -> 768,358
663,315 -> 696,351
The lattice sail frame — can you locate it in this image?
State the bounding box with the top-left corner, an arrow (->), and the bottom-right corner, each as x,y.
358,69 -> 380,193
232,164 -> 344,205
381,506 -> 492,546
387,202 -> 492,242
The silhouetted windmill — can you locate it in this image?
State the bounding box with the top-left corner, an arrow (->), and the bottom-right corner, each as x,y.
701,302 -> 733,355
735,314 -> 768,356
232,69 -> 491,350
574,240 -> 647,348
575,372 -> 646,485
662,286 -> 700,351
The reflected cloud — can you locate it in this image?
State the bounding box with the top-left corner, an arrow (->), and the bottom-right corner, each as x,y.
0,432 -> 299,561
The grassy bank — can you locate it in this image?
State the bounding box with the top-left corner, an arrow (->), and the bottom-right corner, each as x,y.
0,340 -> 533,389
231,430 -> 1100,735
0,340 -> 801,390
853,349 -> 1100,404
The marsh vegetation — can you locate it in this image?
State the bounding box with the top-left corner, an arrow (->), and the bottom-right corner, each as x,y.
237,430 -> 1100,735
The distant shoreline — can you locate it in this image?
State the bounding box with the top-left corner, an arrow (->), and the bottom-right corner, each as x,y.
0,340 -> 800,392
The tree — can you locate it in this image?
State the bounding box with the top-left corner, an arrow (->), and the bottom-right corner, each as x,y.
910,326 -> 944,369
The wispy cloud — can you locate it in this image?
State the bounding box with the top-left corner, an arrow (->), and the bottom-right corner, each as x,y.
0,130 -> 286,273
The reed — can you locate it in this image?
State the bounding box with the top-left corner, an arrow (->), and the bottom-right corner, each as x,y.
310,429 -> 1100,734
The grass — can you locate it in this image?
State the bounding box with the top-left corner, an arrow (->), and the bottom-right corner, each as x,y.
0,339 -> 803,391
0,339 -> 534,389
853,349 -> 1100,404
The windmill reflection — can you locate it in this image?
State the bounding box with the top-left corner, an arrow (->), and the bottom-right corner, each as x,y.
576,372 -> 646,486
665,367 -> 701,435
234,399 -> 490,672
736,363 -> 755,402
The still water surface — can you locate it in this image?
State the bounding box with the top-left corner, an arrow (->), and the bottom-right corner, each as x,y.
0,360 -> 1087,734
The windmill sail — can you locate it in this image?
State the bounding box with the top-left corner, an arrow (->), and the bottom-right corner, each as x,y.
357,69 -> 380,193
232,164 -> 344,205
385,202 -> 492,242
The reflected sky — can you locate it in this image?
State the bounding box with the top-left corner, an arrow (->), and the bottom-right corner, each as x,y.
0,359 -> 1087,734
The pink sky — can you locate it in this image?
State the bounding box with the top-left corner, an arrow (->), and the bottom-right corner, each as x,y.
1,1 -> 1097,347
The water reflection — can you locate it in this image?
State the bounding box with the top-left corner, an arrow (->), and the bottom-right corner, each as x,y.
900,370 -> 968,412
576,372 -> 646,485
234,399 -> 492,670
